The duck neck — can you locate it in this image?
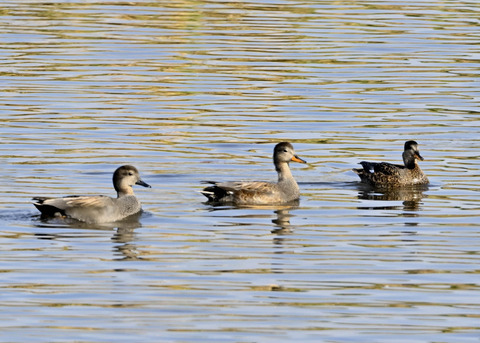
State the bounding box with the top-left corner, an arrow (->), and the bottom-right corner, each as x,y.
403,150 -> 417,169
276,161 -> 294,183
116,187 -> 135,198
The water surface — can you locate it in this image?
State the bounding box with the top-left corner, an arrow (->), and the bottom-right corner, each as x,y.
0,0 -> 479,342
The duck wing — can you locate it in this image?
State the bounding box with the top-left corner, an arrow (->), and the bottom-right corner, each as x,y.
353,161 -> 406,187
361,161 -> 404,176
33,195 -> 113,219
201,180 -> 275,203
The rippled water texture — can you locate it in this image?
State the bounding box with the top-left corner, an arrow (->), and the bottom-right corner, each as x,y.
0,0 -> 479,342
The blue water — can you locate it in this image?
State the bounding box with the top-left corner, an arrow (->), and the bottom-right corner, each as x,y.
0,0 -> 479,342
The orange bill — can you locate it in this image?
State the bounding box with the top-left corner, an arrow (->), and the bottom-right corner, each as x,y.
291,155 -> 307,163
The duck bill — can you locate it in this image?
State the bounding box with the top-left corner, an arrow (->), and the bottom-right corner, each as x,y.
415,152 -> 424,161
291,155 -> 307,164
136,179 -> 152,188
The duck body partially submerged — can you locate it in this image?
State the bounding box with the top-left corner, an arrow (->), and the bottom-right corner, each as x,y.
201,142 -> 306,205
353,140 -> 429,188
33,165 -> 151,223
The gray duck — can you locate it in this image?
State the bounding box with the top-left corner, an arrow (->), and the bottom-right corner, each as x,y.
33,165 -> 151,223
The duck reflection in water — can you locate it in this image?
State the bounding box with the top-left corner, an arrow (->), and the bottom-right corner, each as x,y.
271,206 -> 297,234
111,216 -> 143,261
202,196 -> 299,239
33,211 -> 143,261
357,183 -> 429,213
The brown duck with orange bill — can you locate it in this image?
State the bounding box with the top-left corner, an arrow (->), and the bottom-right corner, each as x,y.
201,142 -> 307,205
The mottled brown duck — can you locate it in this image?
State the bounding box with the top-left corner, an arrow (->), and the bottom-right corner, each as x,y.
353,140 -> 429,188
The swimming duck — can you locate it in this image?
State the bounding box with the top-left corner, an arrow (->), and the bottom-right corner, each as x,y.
33,165 -> 151,223
201,142 -> 307,205
353,140 -> 429,187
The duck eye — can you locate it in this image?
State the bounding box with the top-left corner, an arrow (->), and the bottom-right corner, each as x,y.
128,172 -> 133,176
283,149 -> 288,152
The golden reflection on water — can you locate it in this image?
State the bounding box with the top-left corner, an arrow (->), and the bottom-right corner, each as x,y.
0,0 -> 479,342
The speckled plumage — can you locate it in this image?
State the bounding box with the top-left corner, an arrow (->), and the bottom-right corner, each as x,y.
201,142 -> 306,205
33,165 -> 151,223
353,140 -> 429,188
